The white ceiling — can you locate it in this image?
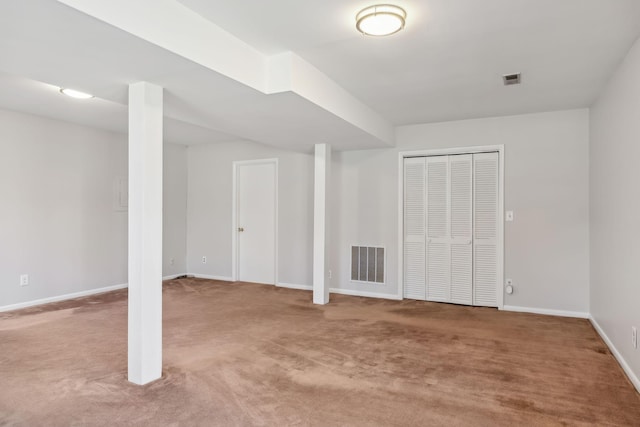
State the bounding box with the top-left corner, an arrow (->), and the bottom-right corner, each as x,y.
0,72 -> 238,145
181,0 -> 640,124
1,0 -> 639,151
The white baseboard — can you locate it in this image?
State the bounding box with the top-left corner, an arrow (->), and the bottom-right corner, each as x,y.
502,305 -> 589,319
277,283 -> 312,291
330,287 -> 402,301
191,274 -> 234,282
0,283 -> 128,313
590,316 -> 640,394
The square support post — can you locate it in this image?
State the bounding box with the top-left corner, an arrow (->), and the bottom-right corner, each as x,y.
313,143 -> 331,305
128,82 -> 163,385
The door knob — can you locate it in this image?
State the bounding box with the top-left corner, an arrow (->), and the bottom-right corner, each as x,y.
238,227 -> 244,232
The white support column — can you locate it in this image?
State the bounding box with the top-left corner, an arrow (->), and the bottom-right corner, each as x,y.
313,143 -> 331,305
128,82 -> 163,385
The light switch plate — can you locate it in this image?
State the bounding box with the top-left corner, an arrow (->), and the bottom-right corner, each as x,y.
506,211 -> 514,222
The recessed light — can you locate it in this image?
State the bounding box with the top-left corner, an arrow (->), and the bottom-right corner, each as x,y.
59,88 -> 94,99
356,4 -> 407,37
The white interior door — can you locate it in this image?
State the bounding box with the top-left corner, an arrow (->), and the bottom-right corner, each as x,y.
236,161 -> 276,285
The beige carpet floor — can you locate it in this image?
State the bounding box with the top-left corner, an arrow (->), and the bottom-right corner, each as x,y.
0,278 -> 639,426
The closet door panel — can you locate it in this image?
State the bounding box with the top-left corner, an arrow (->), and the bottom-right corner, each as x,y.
403,151 -> 499,307
473,152 -> 499,307
449,155 -> 473,305
426,157 -> 450,302
403,158 -> 426,300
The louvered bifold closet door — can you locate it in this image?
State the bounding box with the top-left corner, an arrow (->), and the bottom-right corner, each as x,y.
449,155 -> 473,305
403,158 -> 426,300
473,152 -> 499,307
426,156 -> 450,302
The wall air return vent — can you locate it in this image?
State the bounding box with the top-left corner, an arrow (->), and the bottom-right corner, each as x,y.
351,246 -> 385,284
503,73 -> 521,86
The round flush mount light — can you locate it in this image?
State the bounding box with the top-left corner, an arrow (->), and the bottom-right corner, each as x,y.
59,88 -> 94,99
356,4 -> 407,36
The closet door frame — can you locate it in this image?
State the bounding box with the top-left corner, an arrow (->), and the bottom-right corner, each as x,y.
397,145 -> 505,309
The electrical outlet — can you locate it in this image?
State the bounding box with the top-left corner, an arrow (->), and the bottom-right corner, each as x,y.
633,327 -> 637,349
506,211 -> 514,222
170,258 -> 175,266
202,256 -> 207,264
328,270 -> 332,279
20,274 -> 29,286
505,279 -> 513,295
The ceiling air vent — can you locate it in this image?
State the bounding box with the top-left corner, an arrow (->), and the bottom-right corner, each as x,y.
503,73 -> 521,86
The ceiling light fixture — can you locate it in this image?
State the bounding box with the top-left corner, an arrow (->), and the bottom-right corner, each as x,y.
356,4 -> 407,37
59,88 -> 94,99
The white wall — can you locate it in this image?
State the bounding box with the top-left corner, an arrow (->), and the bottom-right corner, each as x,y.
590,37 -> 640,388
0,107 -> 591,316
0,109 -> 128,308
186,140 -> 314,287
331,148 -> 401,298
163,143 -> 188,277
0,108 -> 188,309
331,109 -> 590,314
